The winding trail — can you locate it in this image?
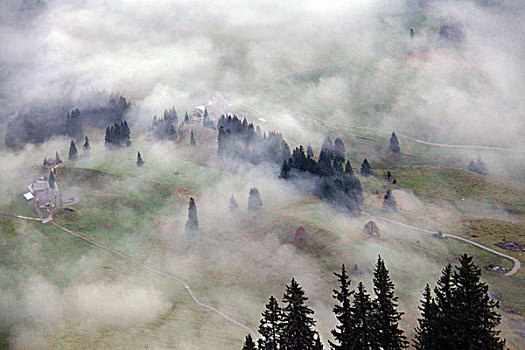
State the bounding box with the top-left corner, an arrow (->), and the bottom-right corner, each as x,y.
361,211 -> 521,276
50,222 -> 257,338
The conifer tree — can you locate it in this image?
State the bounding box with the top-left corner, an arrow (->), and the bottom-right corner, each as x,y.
184,197 -> 199,238
307,144 -> 314,158
360,159 -> 372,177
389,132 -> 400,153
383,189 -> 397,212
280,160 -> 291,179
413,285 -> 438,350
190,130 -> 196,146
329,264 -> 354,350
184,112 -> 190,123
334,138 -> 345,162
48,170 -> 56,189
136,151 -> 144,167
344,161 -> 353,176
372,256 -> 407,349
229,194 -> 239,213
347,282 -> 379,349
258,296 -> 282,350
83,135 -> 90,151
281,278 -> 319,350
248,188 -> 263,211
55,151 -> 62,163
242,335 -> 257,350
319,136 -> 334,171
43,158 -> 48,167
69,140 -> 78,161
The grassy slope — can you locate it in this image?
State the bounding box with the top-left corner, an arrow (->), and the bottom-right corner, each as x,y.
1,125 -> 523,349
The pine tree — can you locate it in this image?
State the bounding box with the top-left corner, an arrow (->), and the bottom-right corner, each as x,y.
55,151 -> 62,163
360,159 -> 372,177
383,189 -> 397,212
389,132 -> 400,153
136,151 -> 144,167
229,194 -> 239,213
190,130 -> 196,146
184,197 -> 199,238
307,144 -> 314,158
348,282 -> 379,349
372,256 -> 407,349
258,296 -> 282,350
248,188 -> 263,211
280,160 -> 291,179
69,140 -> 78,161
281,278 -> 319,350
48,170 -> 56,189
413,285 -> 438,350
447,254 -> 505,349
334,138 -> 345,162
83,135 -> 90,151
329,264 -> 354,350
242,335 -> 257,350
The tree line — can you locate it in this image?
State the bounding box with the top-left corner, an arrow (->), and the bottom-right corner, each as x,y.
242,254 -> 505,350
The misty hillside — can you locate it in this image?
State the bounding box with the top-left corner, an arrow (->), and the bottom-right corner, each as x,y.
0,1 -> 524,349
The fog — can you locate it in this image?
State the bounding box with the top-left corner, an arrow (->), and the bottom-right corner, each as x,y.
0,0 -> 524,349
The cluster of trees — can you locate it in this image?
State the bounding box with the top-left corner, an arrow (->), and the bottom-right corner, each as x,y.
280,137 -> 364,214
242,254 -> 505,350
217,115 -> 291,165
152,107 -> 178,139
104,121 -> 131,149
67,136 -> 91,161
228,188 -> 263,213
5,93 -> 131,147
468,156 -> 488,175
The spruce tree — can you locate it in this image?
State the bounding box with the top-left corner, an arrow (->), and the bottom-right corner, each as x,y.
280,160 -> 291,179
448,254 -> 505,349
229,194 -> 239,213
83,135 -> 90,151
329,264 -> 354,350
334,137 -> 345,162
389,132 -> 400,153
48,170 -> 56,189
372,256 -> 407,349
360,159 -> 372,177
43,158 -> 48,167
55,151 -> 62,163
307,144 -> 314,158
69,140 -> 78,161
348,282 -> 379,349
184,112 -> 190,123
281,278 -> 319,350
190,130 -> 196,146
248,188 -> 263,211
382,189 -> 397,212
258,296 -> 282,350
184,197 -> 199,238
136,151 -> 144,167
413,285 -> 438,350
242,335 -> 257,350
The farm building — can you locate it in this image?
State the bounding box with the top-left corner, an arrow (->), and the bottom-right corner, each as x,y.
25,176 -> 62,209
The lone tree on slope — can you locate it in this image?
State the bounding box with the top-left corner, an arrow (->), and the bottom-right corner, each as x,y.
136,151 -> 144,167
389,132 -> 400,153
383,189 -> 397,212
184,197 -> 199,238
248,187 -> 263,211
360,158 -> 373,177
68,140 -> 78,161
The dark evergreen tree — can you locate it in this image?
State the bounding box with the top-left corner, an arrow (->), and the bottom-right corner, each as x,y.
242,335 -> 257,350
190,131 -> 196,146
372,256 -> 407,349
413,285 -> 438,350
307,144 -> 314,158
280,160 -> 292,179
334,138 -> 345,162
136,151 -> 144,167
184,197 -> 199,238
360,159 -> 372,177
184,112 -> 190,123
258,296 -> 282,350
389,132 -> 400,153
383,189 -> 397,212
202,108 -> 215,129
344,161 -> 353,176
68,140 -> 78,161
347,282 -> 379,349
319,136 -> 334,172
329,264 -> 354,350
248,188 -> 263,211
48,170 -> 56,189
281,278 -> 319,350
121,120 -> 131,146
410,27 -> 415,38
83,135 -> 90,152
229,194 -> 239,213
55,151 -> 62,164
43,158 -> 48,167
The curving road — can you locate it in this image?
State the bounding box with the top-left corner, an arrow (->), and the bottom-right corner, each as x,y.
361,211 -> 521,276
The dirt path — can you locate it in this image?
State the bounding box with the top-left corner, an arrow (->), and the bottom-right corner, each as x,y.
362,211 -> 521,276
